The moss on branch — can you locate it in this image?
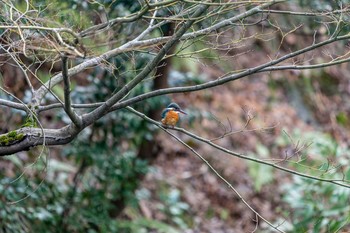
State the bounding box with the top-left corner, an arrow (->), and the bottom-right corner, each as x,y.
0,131 -> 26,146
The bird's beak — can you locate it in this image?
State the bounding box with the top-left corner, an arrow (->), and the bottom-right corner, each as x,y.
179,109 -> 187,115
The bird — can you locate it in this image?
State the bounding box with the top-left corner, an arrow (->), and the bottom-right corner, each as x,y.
161,103 -> 187,127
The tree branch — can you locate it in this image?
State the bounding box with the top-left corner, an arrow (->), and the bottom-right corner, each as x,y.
61,55 -> 83,128
0,99 -> 27,112
0,126 -> 77,156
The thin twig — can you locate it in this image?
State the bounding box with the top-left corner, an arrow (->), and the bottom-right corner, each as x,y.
0,44 -> 35,94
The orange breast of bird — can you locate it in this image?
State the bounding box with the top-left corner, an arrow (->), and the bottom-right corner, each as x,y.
161,110 -> 179,126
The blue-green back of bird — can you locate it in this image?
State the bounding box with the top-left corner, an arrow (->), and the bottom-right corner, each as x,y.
161,108 -> 168,119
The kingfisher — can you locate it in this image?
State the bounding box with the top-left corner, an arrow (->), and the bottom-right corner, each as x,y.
161,103 -> 187,127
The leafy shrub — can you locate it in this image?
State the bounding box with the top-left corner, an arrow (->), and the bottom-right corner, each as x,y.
282,174 -> 350,232
279,130 -> 350,232
0,146 -> 149,232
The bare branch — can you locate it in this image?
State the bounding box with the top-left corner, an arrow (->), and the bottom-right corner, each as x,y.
61,55 -> 83,128
259,8 -> 350,16
0,44 -> 35,94
0,126 -> 76,156
0,25 -> 82,43
0,99 -> 27,112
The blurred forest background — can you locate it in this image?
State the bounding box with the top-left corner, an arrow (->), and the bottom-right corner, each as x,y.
0,0 -> 350,232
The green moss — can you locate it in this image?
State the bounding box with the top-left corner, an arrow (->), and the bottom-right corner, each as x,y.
2,140 -> 9,145
21,115 -> 37,128
7,131 -> 17,138
0,132 -> 25,146
0,135 -> 10,145
0,135 -> 7,142
21,122 -> 33,128
15,133 -> 24,141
